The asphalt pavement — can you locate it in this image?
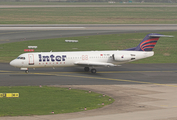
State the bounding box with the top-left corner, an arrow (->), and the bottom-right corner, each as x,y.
1,63 -> 177,86
0,24 -> 177,44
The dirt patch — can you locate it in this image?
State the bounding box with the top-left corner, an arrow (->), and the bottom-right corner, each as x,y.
163,53 -> 170,56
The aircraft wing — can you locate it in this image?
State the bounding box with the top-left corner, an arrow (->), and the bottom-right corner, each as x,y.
74,61 -> 119,67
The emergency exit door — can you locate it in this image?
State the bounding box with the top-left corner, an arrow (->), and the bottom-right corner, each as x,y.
28,54 -> 34,65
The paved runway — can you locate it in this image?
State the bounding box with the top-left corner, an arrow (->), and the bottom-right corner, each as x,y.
1,63 -> 177,86
0,24 -> 177,44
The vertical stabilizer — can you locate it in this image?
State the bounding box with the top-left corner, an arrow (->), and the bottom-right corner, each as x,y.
125,33 -> 173,51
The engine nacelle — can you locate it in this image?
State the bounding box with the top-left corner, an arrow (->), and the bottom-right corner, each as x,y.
112,54 -> 132,62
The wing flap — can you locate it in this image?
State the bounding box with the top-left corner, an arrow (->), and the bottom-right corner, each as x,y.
74,61 -> 119,67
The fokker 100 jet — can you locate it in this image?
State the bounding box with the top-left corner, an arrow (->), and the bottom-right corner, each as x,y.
10,33 -> 172,74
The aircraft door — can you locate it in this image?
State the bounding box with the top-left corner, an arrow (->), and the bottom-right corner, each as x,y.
28,54 -> 34,65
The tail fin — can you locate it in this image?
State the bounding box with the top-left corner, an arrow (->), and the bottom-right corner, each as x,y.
125,33 -> 173,51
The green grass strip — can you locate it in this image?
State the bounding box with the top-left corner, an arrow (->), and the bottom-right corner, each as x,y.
0,2 -> 177,5
0,86 -> 114,116
0,7 -> 177,24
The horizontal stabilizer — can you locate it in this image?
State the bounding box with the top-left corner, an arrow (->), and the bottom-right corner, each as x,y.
149,35 -> 174,38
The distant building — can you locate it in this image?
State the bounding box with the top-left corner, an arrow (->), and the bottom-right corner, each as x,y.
108,1 -> 116,3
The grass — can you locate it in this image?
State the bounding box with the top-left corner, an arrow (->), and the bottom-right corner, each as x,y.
0,86 -> 114,116
0,32 -> 176,63
0,7 -> 177,24
1,2 -> 177,5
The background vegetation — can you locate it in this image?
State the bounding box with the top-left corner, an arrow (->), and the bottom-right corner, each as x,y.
0,7 -> 177,24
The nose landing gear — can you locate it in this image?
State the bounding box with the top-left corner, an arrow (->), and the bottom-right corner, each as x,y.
20,68 -> 29,73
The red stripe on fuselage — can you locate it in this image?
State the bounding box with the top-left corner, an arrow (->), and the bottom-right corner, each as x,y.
141,46 -> 154,51
140,38 -> 159,51
140,38 -> 159,47
141,42 -> 156,49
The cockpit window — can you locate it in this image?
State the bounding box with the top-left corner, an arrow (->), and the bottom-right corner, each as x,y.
17,57 -> 25,60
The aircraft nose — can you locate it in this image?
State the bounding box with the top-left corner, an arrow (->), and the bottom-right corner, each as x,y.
10,60 -> 16,67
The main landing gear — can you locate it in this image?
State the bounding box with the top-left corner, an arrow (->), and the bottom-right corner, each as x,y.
25,70 -> 29,73
84,67 -> 90,72
91,68 -> 96,74
84,67 -> 97,74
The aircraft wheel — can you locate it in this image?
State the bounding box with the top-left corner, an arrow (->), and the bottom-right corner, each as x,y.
91,68 -> 96,74
25,70 -> 29,73
84,67 -> 90,72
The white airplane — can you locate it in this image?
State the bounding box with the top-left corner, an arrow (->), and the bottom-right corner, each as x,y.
10,33 -> 172,74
